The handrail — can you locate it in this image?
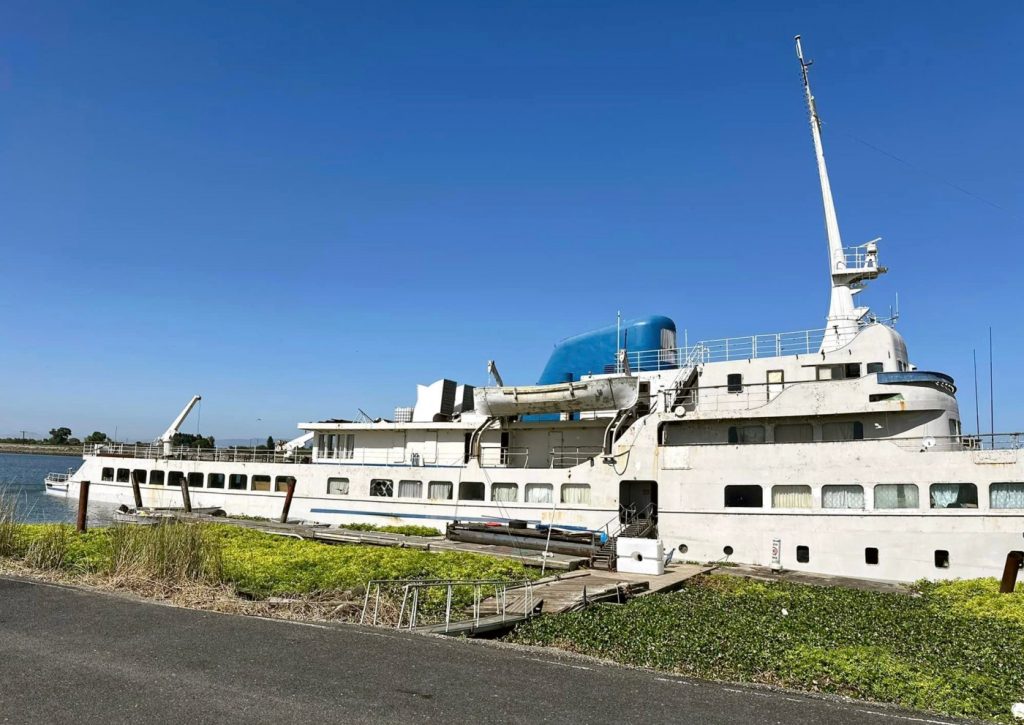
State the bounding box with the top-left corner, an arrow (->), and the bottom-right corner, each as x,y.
360,578 -> 534,632
614,322 -> 873,372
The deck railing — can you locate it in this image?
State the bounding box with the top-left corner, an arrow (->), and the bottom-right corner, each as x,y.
616,324 -> 862,372
86,442 -> 311,464
550,446 -> 604,468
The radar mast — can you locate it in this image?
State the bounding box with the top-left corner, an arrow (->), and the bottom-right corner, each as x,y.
795,35 -> 886,352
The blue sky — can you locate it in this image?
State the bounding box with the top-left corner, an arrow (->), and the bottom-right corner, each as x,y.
0,1 -> 1021,441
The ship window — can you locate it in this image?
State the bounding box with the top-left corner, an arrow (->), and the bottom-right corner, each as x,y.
845,363 -> 861,378
772,485 -> 811,508
458,481 -> 484,501
561,483 -> 591,505
874,484 -> 919,509
370,479 -> 394,497
398,480 -> 422,498
525,483 -> 553,503
728,425 -> 765,444
251,475 -> 271,492
724,485 -> 762,508
149,470 -> 165,486
990,483 -> 1024,509
491,482 -> 518,502
865,547 -> 879,565
207,473 -> 225,489
796,545 -> 810,563
822,421 -> 864,441
727,374 -> 743,393
934,550 -> 950,568
169,471 -> 185,488
228,474 -> 247,490
948,419 -> 961,437
327,477 -> 349,495
116,468 -> 130,483
816,366 -> 836,381
822,484 -> 864,509
867,362 -> 884,374
131,469 -> 147,484
463,433 -> 472,464
102,467 -> 114,481
187,472 -> 204,488
774,423 -> 813,443
275,476 -> 296,493
428,481 -> 453,500
930,483 -> 977,509
897,360 -> 906,372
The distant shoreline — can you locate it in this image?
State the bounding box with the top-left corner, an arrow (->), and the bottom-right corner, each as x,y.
0,443 -> 82,458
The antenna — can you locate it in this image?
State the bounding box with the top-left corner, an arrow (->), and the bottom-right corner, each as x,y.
973,349 -> 981,436
989,327 -> 995,437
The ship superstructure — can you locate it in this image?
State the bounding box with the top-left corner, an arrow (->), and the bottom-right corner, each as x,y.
49,38 -> 1024,583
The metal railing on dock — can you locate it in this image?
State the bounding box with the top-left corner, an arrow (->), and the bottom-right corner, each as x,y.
360,578 -> 535,634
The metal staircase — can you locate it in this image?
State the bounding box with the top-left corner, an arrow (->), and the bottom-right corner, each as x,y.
591,504 -> 658,571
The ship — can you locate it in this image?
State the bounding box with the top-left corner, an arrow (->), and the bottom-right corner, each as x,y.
47,37 -> 1023,583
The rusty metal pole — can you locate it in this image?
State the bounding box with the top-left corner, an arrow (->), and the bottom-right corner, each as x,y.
130,470 -> 143,509
179,477 -> 192,513
76,480 -> 90,533
999,551 -> 1023,594
280,478 -> 297,524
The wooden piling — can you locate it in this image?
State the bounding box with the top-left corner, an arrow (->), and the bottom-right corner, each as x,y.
76,480 -> 90,533
130,470 -> 143,508
179,477 -> 192,513
999,551 -> 1023,594
280,477 -> 297,524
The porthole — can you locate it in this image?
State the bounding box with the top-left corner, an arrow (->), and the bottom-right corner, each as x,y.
865,547 -> 879,565
678,544 -> 688,554
934,550 -> 950,569
723,545 -> 734,556
796,545 -> 809,563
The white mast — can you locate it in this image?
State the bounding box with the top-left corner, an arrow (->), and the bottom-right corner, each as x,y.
795,35 -> 885,352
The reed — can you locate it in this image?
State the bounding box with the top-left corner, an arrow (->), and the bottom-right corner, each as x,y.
106,522 -> 223,584
0,490 -> 21,557
25,524 -> 72,570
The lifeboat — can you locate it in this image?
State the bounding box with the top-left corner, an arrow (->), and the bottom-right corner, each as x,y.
473,375 -> 638,416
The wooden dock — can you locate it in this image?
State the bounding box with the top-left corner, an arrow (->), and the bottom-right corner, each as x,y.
415,563 -> 713,635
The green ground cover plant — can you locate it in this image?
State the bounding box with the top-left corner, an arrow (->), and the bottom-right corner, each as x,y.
0,522 -> 533,602
509,574 -> 1024,722
336,523 -> 442,537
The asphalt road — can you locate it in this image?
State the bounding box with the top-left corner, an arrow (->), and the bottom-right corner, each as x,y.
0,577 -> 963,724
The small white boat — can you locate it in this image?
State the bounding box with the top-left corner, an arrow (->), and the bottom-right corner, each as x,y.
43,471 -> 73,495
474,376 -> 639,416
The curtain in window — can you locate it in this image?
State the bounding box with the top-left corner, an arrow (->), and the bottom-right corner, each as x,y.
428,481 -> 452,500
526,484 -> 553,503
930,483 -> 972,508
328,478 -> 349,495
561,484 -> 591,505
774,424 -> 813,443
822,485 -> 864,509
739,426 -> 765,444
990,483 -> 1024,509
822,422 -> 855,441
398,480 -> 422,498
491,483 -> 518,502
772,485 -> 811,508
874,484 -> 919,509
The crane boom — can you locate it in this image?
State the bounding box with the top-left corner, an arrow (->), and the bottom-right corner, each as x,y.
161,395 -> 202,454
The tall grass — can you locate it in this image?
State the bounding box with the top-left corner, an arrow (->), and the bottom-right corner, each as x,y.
0,491 -> 22,557
106,522 -> 223,584
25,524 -> 72,569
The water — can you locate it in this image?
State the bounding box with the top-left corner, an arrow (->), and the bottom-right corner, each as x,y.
0,453 -> 120,524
